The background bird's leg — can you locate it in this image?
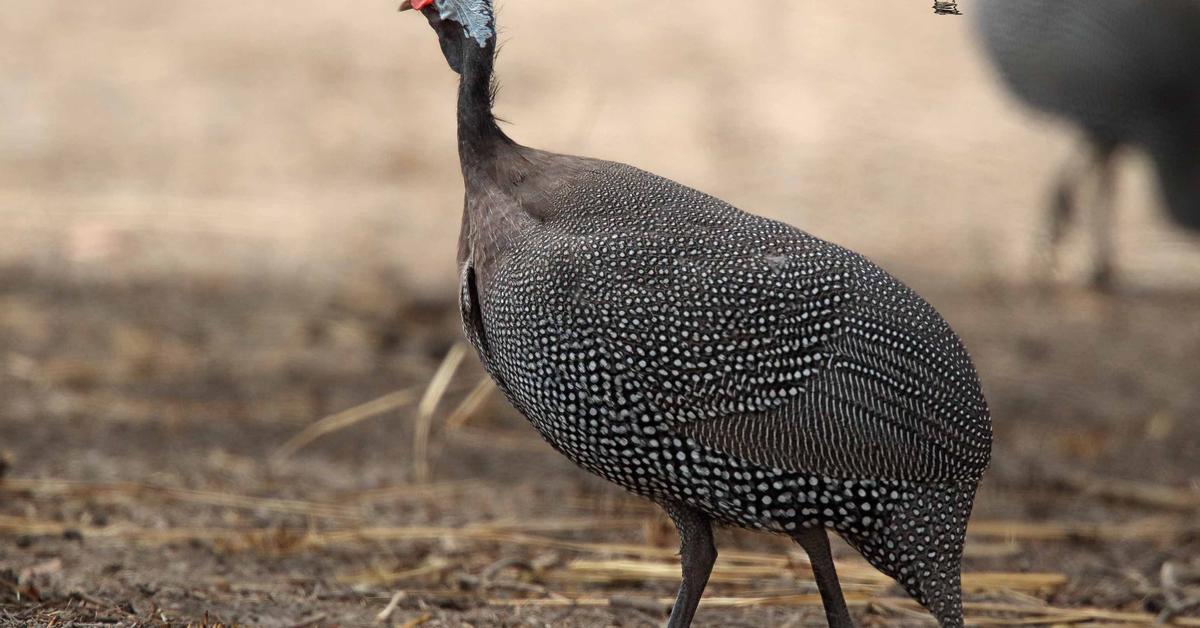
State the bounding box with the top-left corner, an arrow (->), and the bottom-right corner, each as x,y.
792,527 -> 855,628
1088,140 -> 1119,291
662,501 -> 716,628
1042,140 -> 1091,284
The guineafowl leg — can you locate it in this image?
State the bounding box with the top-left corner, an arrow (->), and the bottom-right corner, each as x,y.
1088,141 -> 1119,291
662,501 -> 716,628
792,527 -> 855,628
1045,143 -> 1089,279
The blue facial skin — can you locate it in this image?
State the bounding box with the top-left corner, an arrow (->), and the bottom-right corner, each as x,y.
432,0 -> 494,47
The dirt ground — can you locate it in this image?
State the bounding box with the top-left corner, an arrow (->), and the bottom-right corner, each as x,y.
2,269 -> 1200,627
4,0 -> 1200,626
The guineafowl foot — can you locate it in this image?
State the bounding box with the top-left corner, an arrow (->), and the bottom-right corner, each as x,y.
662,501 -> 715,628
791,527 -> 855,628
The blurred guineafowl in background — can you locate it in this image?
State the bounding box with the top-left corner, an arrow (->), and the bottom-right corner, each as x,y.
403,0 -> 992,625
975,0 -> 1200,290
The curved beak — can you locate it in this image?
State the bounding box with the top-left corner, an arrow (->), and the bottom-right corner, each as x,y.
399,0 -> 414,10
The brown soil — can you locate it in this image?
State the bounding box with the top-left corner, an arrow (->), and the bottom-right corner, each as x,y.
3,266 -> 1200,627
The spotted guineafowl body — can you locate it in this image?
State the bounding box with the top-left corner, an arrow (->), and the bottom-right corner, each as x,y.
409,1 -> 992,625
466,161 -> 990,621
975,0 -> 1200,286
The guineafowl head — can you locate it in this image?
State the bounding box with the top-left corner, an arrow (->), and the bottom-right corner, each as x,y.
402,0 -> 495,75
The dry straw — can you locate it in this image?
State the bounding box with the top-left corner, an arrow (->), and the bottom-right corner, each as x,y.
412,343 -> 468,483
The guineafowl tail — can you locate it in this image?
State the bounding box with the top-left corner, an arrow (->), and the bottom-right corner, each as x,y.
838,480 -> 977,628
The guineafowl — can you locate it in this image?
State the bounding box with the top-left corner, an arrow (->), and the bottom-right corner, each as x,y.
975,0 -> 1200,289
403,1 -> 992,625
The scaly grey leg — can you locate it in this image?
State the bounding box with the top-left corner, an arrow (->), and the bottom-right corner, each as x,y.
662,501 -> 716,628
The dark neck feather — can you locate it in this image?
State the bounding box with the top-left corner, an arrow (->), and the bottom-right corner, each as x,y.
457,36 -> 510,177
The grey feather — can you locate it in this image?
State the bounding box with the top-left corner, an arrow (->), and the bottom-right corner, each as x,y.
434,0 -> 494,47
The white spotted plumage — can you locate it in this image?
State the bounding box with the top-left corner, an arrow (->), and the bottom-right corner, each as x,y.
461,161 -> 991,622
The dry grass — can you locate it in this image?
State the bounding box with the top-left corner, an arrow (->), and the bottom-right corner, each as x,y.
271,388 -> 422,463
5,321 -> 1200,624
412,343 -> 469,483
6,472 -> 1200,624
14,334 -> 1200,624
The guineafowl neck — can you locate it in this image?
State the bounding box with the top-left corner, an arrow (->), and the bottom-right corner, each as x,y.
457,36 -> 510,177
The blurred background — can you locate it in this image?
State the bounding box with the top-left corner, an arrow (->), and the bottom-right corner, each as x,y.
2,1 -> 1199,626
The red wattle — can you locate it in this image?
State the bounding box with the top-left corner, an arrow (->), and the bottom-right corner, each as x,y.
412,0 -> 434,8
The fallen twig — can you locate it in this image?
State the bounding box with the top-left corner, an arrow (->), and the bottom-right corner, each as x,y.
398,613 -> 432,628
443,376 -> 495,431
413,343 -> 468,483
375,590 -> 407,623
340,557 -> 451,586
272,388 -> 420,462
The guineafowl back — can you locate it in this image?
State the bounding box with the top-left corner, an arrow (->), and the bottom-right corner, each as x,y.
975,0 -> 1200,143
